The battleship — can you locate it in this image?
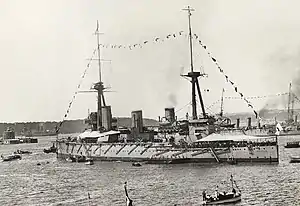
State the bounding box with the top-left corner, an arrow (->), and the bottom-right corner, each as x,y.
55,7 -> 279,164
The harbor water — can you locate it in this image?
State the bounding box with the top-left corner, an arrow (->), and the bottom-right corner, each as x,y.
0,135 -> 299,206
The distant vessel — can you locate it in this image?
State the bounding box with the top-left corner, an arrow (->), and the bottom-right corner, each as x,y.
289,156 -> 300,163
55,7 -> 279,164
284,141 -> 300,148
2,127 -> 38,144
22,124 -> 57,137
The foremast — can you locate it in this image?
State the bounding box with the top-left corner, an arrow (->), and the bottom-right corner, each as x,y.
94,20 -> 105,131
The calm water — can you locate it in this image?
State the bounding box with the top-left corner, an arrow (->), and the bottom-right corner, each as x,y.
0,136 -> 300,206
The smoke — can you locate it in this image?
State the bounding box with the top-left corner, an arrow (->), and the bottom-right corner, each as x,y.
165,66 -> 184,108
258,97 -> 286,118
167,93 -> 177,107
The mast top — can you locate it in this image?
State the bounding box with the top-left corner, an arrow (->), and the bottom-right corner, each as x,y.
182,6 -> 195,15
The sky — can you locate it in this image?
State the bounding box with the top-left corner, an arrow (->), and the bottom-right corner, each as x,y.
1,0 -> 300,122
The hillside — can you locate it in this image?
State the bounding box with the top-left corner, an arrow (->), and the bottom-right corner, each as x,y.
0,117 -> 159,135
0,109 -> 296,135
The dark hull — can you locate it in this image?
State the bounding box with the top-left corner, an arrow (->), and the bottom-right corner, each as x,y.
1,155 -> 22,161
204,194 -> 241,205
56,153 -> 278,164
284,146 -> 300,148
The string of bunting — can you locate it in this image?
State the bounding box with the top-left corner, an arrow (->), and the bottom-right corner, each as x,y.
224,92 -> 288,100
193,34 -> 260,119
207,100 -> 220,110
55,49 -> 97,134
99,31 -> 187,50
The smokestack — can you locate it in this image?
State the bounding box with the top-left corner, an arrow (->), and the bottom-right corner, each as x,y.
165,108 -> 175,123
102,106 -> 112,131
247,117 -> 251,128
295,115 -> 298,123
131,110 -> 143,133
236,118 -> 240,129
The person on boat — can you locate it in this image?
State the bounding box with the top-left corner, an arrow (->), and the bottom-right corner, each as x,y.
215,186 -> 219,200
202,190 -> 206,201
124,182 -> 133,206
232,188 -> 236,194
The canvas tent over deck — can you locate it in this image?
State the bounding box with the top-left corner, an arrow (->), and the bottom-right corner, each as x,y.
195,133 -> 275,142
78,130 -> 120,143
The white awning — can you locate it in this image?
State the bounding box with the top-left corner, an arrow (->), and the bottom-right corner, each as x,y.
79,130 -> 120,139
195,133 -> 275,142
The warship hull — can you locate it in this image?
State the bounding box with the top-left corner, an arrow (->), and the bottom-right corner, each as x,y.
56,141 -> 279,163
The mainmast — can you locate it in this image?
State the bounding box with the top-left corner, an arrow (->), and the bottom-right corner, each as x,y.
182,6 -> 207,119
287,82 -> 295,123
287,83 -> 292,122
220,88 -> 224,117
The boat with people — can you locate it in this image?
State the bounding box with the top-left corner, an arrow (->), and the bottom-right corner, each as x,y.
14,149 -> 32,154
226,157 -> 238,165
201,175 -> 242,205
1,154 -> 22,161
66,155 -> 76,162
54,8 -> 279,165
85,158 -> 94,165
132,162 -> 142,167
44,143 -> 57,153
65,154 -> 87,163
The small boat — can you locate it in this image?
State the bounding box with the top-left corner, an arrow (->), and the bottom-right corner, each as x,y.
14,149 -> 32,154
66,156 -> 76,162
284,141 -> 300,148
1,154 -> 22,161
44,144 -> 57,153
132,162 -> 142,167
290,156 -> 300,163
202,175 -> 242,205
227,157 -> 237,165
76,156 -> 86,163
203,193 -> 241,205
85,159 -> 94,165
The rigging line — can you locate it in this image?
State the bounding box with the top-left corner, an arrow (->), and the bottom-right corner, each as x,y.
196,99 -> 214,115
175,101 -> 192,113
55,48 -> 97,134
224,92 -> 289,100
